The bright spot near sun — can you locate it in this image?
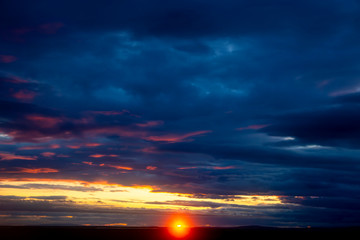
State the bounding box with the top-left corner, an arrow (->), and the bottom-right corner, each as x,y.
167,215 -> 192,238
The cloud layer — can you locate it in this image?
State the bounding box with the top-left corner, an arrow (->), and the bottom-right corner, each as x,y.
1,0 -> 360,227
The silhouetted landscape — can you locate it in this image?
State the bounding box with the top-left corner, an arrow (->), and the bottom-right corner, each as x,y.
1,226 -> 360,240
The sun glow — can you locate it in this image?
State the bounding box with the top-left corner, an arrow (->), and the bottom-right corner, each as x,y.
167,215 -> 192,238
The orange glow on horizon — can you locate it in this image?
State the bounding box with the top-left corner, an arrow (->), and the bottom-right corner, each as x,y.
167,214 -> 193,238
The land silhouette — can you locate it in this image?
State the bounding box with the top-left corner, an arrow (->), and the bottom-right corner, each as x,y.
1,226 -> 359,240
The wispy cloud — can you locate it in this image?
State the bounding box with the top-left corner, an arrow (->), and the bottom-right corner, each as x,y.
0,153 -> 37,161
145,130 -> 212,142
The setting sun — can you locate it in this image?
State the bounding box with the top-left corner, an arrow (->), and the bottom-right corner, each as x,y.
167,215 -> 192,238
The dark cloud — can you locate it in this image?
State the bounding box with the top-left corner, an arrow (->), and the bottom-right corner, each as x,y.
156,141 -> 360,171
1,0 -> 360,227
0,183 -> 103,192
28,196 -> 68,200
1,196 -> 359,227
1,0 -> 356,39
145,200 -> 226,209
264,105 -> 360,149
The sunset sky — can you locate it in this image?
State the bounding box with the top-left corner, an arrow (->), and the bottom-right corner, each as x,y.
1,0 -> 360,227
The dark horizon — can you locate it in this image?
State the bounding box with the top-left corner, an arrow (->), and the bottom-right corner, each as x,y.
2,225 -> 360,240
1,0 -> 360,228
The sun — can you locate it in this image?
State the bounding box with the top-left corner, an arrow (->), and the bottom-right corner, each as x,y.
167,215 -> 192,238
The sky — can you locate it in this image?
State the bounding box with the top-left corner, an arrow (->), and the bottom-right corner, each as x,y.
1,0 -> 360,227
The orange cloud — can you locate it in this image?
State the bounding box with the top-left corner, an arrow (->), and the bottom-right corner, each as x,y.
104,223 -> 127,226
178,166 -> 198,170
3,167 -> 59,174
0,152 -> 37,161
82,161 -> 94,166
144,130 -> 212,143
0,177 -> 158,192
100,164 -> 133,171
146,166 -> 157,171
82,161 -> 133,171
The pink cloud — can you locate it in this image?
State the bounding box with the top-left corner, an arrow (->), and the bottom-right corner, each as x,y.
12,90 -> 37,101
178,166 -> 236,170
329,86 -> 360,97
144,130 -> 212,143
18,144 -> 60,151
138,147 -> 158,153
41,152 -> 56,157
26,115 -> 63,128
212,166 -> 235,170
66,143 -> 103,149
4,76 -> 29,84
66,145 -> 81,149
2,121 -> 147,144
89,154 -> 118,158
85,126 -> 147,139
49,144 -> 61,149
0,152 -> 37,161
0,55 -> 17,63
136,120 -> 164,128
18,145 -> 46,150
236,124 -> 270,131
84,143 -> 102,147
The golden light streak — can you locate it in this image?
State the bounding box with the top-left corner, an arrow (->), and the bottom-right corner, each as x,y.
104,223 -> 127,226
0,178 -> 283,212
